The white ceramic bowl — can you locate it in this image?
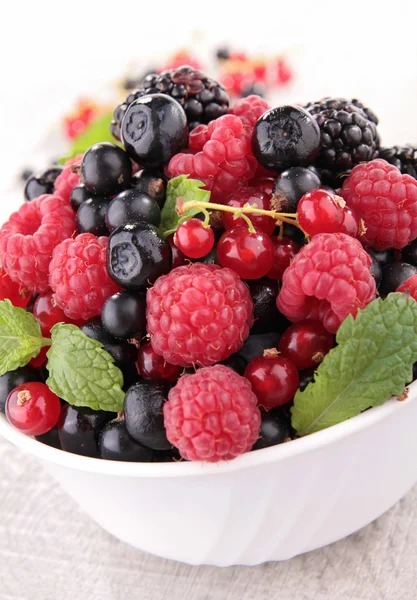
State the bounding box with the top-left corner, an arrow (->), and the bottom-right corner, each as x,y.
1,384 -> 417,567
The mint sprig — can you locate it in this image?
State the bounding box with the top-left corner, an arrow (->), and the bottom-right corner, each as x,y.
0,300 -> 50,376
46,324 -> 124,413
292,293 -> 417,436
160,174 -> 211,236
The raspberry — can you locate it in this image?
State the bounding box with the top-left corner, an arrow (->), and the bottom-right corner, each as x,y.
163,365 -> 261,461
229,95 -> 269,128
48,233 -> 120,320
168,114 -> 257,202
0,194 -> 76,292
0,266 -> 31,308
341,159 -> 417,250
54,155 -> 82,203
146,263 -> 254,367
276,233 -> 376,333
396,274 -> 417,299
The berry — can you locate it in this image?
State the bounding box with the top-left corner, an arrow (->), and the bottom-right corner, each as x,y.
136,341 -> 183,382
174,219 -> 214,259
49,233 -> 120,320
146,263 -> 253,366
297,189 -> 345,236
277,233 -> 376,333
341,159 -> 417,250
58,404 -> 115,458
124,380 -> 171,450
229,94 -> 269,128
121,94 -> 188,167
108,222 -> 171,290
54,155 -> 82,202
379,262 -> 417,297
6,382 -> 61,436
248,279 -> 290,334
167,234 -> 188,268
267,236 -> 299,280
24,167 -> 63,201
367,248 -> 395,267
397,274 -> 417,299
33,290 -> 81,336
402,240 -> 417,266
252,105 -> 320,172
153,447 -> 182,462
168,114 -> 257,203
237,332 -> 281,364
0,266 -> 31,308
366,251 -> 383,288
222,186 -> 275,235
272,166 -> 321,213
111,66 -> 229,137
106,189 -> 161,232
252,408 -> 291,450
131,169 -> 167,207
101,291 -> 146,340
304,97 -> 379,176
70,183 -> 91,211
29,347 -> 49,368
220,353 -> 247,375
163,365 -> 261,461
378,146 -> 417,179
249,177 -> 274,198
20,168 -> 34,182
278,320 -> 334,370
217,227 -> 274,279
99,420 -> 154,462
299,367 -> 316,391
244,352 -> 299,410
76,195 -> 110,236
81,143 -> 132,195
0,366 -> 42,413
35,426 -> 61,449
0,194 -> 76,292
81,317 -> 137,372
340,207 -> 359,237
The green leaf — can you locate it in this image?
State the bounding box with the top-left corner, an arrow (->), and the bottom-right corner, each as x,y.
291,293 -> 417,436
0,300 -> 50,376
46,324 -> 124,412
59,112 -> 120,163
160,174 -> 211,236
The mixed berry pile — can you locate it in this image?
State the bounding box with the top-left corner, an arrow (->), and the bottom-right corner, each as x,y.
2,64 -> 417,464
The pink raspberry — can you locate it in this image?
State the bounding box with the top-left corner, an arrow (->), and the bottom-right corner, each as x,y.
0,194 -> 76,292
229,94 -> 269,128
168,114 -> 257,202
396,274 -> 417,298
341,159 -> 417,250
163,365 -> 261,462
146,263 -> 253,367
276,233 -> 376,333
54,155 -> 82,203
49,233 -> 120,320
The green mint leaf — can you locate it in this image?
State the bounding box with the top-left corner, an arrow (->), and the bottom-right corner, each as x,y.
0,300 -> 50,376
160,174 -> 211,235
59,112 -> 121,163
291,293 -> 417,436
46,323 -> 124,412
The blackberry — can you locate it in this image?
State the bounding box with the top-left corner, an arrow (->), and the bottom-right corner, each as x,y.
304,97 -> 379,179
111,66 -> 229,139
378,146 -> 417,179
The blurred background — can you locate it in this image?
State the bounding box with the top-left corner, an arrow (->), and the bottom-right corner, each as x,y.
1,0 -> 417,196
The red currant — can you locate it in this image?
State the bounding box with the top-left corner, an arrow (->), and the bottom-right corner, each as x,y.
0,267 -> 31,308
174,218 -> 215,259
267,236 -> 299,280
33,291 -> 81,336
222,187 -> 275,235
136,341 -> 183,382
339,207 -> 359,237
217,226 -> 274,280
278,320 -> 334,370
6,382 -> 61,436
248,177 -> 274,198
244,353 -> 299,410
30,346 -> 49,368
297,189 -> 345,236
167,234 -> 188,268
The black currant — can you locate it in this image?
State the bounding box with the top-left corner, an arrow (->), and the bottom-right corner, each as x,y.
282,223 -> 306,246
273,166 -> 321,212
124,380 -> 172,451
252,105 -> 320,172
70,183 -> 91,211
99,420 -> 154,462
121,94 -> 188,167
0,366 -> 43,413
101,291 -> 146,340
81,317 -> 138,371
379,262 -> 417,297
153,447 -> 182,462
106,189 -> 161,232
236,332 -> 282,364
81,142 -> 132,195
252,408 -> 291,450
76,195 -> 110,236
248,279 -> 290,334
367,253 -> 382,288
402,240 -> 417,267
24,167 -> 63,201
58,404 -> 115,458
367,247 -> 395,267
108,222 -> 171,290
220,354 -> 247,375
299,367 -> 316,391
131,169 -> 167,207
35,426 -> 61,449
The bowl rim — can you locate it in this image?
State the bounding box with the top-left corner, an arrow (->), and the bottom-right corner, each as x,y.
1,382 -> 414,479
